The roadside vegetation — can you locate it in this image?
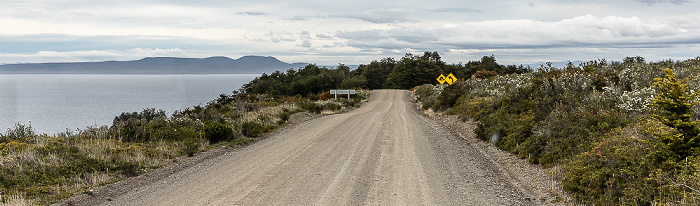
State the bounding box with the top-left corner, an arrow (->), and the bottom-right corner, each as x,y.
413,56 -> 700,205
5,50 -> 699,205
0,68 -> 369,205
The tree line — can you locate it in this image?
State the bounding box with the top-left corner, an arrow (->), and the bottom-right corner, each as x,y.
242,51 -> 531,96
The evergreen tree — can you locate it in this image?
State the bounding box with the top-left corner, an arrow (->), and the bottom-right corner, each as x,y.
651,68 -> 700,159
387,52 -> 444,89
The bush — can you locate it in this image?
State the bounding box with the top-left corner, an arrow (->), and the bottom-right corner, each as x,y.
241,121 -> 265,137
448,95 -> 494,121
323,102 -> 341,111
280,111 -> 291,122
203,122 -> 233,144
433,80 -> 470,110
296,101 -> 322,114
3,122 -> 35,140
562,119 -> 678,205
413,84 -> 441,110
319,91 -> 332,100
182,138 -> 200,157
473,70 -> 498,79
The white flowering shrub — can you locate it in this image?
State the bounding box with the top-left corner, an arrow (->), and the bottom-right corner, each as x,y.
552,71 -> 596,92
619,65 -> 663,92
616,86 -> 655,112
464,73 -> 534,97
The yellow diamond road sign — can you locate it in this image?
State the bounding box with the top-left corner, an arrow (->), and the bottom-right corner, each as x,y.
437,73 -> 457,85
446,73 -> 457,85
436,74 -> 446,84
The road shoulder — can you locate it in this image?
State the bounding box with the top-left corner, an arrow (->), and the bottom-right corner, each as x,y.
53,111 -> 324,206
424,109 -> 573,205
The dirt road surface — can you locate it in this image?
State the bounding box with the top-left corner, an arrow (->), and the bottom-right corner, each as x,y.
69,90 -> 564,205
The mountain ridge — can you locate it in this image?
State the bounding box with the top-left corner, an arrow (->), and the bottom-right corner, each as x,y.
0,56 -> 309,74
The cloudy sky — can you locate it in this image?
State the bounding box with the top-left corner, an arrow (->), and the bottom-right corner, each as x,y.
1,0 -> 699,65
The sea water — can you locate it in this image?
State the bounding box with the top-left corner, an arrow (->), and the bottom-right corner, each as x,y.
0,74 -> 258,135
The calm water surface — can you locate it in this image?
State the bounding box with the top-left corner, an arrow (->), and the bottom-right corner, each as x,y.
0,74 -> 258,134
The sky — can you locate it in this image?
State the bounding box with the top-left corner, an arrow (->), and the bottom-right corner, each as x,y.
1,0 -> 699,66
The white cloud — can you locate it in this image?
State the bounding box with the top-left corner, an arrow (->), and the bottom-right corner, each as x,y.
1,1 -> 699,65
338,15 -> 696,50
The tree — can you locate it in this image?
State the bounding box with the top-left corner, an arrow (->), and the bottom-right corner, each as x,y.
387,52 -> 445,89
357,58 -> 396,89
340,75 -> 367,89
651,68 -> 700,159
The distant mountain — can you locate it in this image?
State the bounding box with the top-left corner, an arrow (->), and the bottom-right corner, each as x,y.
0,56 -> 309,74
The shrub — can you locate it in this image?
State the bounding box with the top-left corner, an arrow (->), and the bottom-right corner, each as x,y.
448,95 -> 494,121
473,70 -> 498,79
3,122 -> 35,140
323,102 -> 341,111
433,80 -> 470,111
412,84 -> 441,110
280,111 -> 291,122
182,138 -> 200,157
113,108 -> 166,124
241,121 -> 265,137
203,122 -> 233,144
319,91 -> 332,100
562,119 -> 678,205
114,161 -> 142,177
296,101 -> 322,114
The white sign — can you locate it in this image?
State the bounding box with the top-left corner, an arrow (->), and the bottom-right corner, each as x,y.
330,89 -> 356,94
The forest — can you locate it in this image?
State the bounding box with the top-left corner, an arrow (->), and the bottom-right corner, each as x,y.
241,51 -> 530,96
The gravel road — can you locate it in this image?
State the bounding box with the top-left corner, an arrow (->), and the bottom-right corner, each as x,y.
64,89 -> 566,205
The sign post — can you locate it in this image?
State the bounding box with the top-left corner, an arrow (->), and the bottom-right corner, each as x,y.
330,89 -> 356,100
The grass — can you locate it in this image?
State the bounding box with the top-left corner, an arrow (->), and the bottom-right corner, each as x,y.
0,91 -> 369,205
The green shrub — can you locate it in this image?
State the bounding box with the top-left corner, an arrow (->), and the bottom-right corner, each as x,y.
203,122 -> 233,144
323,102 -> 341,111
296,101 -> 322,114
280,111 -> 291,122
114,161 -> 142,177
562,119 -> 678,205
433,80 -> 470,111
3,122 -> 35,140
182,138 -> 200,157
241,121 -> 265,137
448,95 -> 494,121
